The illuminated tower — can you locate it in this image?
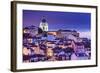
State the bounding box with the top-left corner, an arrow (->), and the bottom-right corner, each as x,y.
39,16 -> 48,32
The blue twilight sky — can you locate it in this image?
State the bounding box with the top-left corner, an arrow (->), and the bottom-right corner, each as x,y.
23,10 -> 91,32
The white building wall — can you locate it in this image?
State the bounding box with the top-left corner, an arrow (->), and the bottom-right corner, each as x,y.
39,22 -> 48,31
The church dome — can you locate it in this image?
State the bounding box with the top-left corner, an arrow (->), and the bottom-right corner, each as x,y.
42,18 -> 46,23
41,16 -> 47,23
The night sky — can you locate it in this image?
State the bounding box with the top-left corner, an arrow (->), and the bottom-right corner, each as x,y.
23,10 -> 91,32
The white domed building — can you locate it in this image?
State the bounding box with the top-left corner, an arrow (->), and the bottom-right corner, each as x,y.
39,17 -> 48,32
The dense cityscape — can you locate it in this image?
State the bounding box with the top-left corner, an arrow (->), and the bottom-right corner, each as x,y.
23,17 -> 91,62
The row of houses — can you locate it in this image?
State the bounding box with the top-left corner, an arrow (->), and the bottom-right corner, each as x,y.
23,25 -> 91,62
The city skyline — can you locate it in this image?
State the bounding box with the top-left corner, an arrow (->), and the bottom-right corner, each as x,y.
23,10 -> 91,38
22,10 -> 91,62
